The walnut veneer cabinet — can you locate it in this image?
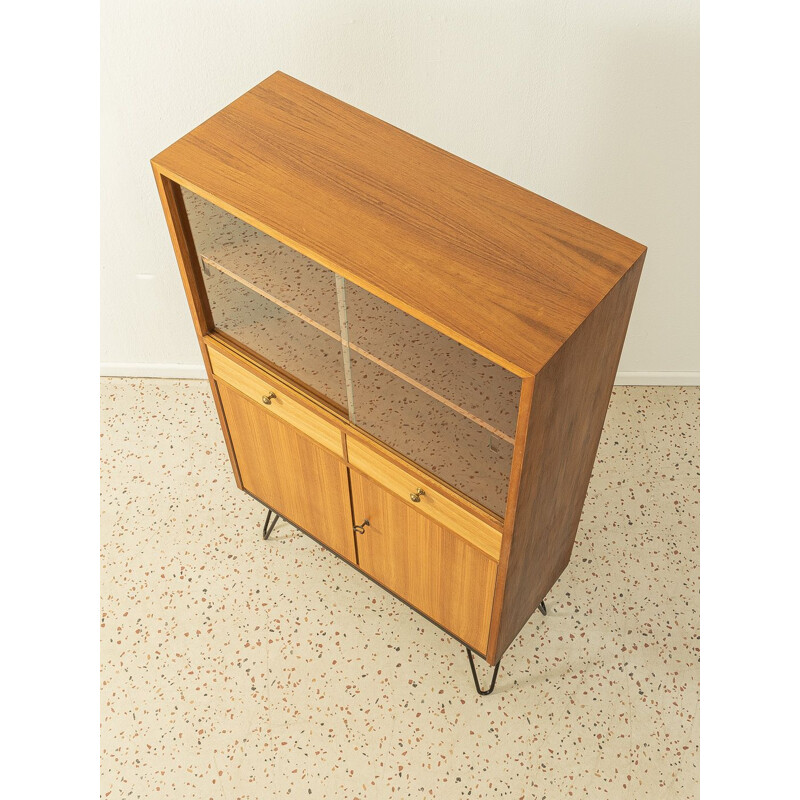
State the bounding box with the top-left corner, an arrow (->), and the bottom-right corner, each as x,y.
152,72 -> 646,695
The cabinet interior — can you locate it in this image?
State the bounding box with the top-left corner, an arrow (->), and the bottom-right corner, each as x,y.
182,186 -> 521,517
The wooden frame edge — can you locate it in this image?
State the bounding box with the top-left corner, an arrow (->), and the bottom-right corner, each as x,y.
151,165 -> 243,489
485,375 -> 536,663
488,256 -> 646,662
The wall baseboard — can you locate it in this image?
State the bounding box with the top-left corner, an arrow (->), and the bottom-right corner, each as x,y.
101,362 -> 207,379
101,363 -> 700,386
615,371 -> 699,386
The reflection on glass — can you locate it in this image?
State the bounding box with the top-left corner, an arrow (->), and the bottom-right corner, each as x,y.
349,351 -> 516,515
345,284 -> 520,516
202,264 -> 348,407
182,187 -> 348,408
344,281 -> 520,441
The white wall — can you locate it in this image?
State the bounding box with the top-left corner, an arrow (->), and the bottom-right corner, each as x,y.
101,0 -> 699,384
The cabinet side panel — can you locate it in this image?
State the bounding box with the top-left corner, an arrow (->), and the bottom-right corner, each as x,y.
152,167 -> 243,488
492,257 -> 644,660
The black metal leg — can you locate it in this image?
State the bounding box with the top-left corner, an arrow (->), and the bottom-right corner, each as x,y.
466,648 -> 501,696
263,509 -> 280,540
539,599 -> 547,616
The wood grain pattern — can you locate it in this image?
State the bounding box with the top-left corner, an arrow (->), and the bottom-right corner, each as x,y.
207,340 -> 344,457
351,471 -> 497,653
152,71 -> 646,377
217,381 -> 356,563
488,255 -> 645,663
347,437 -> 502,560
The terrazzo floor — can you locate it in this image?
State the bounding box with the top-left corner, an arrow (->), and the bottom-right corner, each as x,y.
100,379 -> 699,799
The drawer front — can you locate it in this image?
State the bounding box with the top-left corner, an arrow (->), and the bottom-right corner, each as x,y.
351,471 -> 497,653
347,437 -> 502,561
207,343 -> 344,458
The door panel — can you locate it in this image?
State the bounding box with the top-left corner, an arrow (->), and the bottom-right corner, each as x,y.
350,471 -> 497,653
217,380 -> 356,563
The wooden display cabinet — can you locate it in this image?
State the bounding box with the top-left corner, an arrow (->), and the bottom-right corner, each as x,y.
152,72 -> 646,694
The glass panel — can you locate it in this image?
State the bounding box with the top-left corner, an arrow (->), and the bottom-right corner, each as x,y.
345,281 -> 521,516
181,187 -> 348,409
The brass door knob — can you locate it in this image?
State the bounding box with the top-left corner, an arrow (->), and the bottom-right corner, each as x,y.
410,488 -> 425,503
353,520 -> 370,535
262,392 -> 277,405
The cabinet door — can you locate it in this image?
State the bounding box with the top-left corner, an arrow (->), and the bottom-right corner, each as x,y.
216,381 -> 356,563
350,471 -> 497,653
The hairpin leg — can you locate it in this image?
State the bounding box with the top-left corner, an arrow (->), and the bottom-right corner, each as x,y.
262,509 -> 280,540
466,648 -> 501,696
539,599 -> 547,616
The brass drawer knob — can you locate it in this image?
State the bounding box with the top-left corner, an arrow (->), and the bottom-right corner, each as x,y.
410,488 -> 425,503
262,392 -> 277,405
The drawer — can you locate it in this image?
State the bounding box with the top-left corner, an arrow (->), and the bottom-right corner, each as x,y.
207,342 -> 344,458
347,437 -> 502,560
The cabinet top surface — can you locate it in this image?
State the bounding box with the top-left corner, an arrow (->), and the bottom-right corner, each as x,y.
153,71 -> 645,376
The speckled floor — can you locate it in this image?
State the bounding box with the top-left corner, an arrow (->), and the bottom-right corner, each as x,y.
100,379 -> 699,799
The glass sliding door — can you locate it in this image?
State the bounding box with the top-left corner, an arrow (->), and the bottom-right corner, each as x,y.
343,281 -> 521,517
181,187 -> 350,410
